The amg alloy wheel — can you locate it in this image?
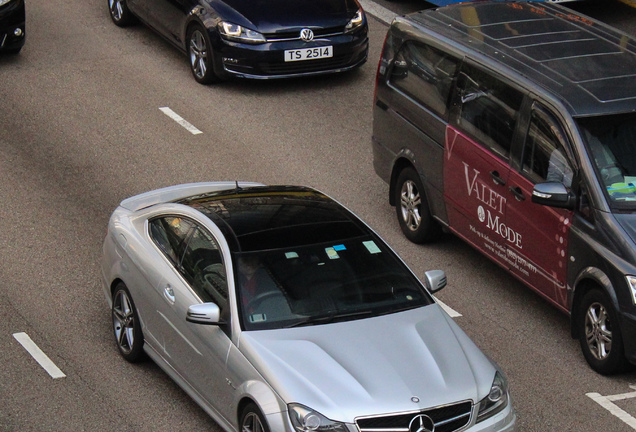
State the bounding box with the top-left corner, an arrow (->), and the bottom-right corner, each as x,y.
240,403 -> 270,432
112,283 -> 145,362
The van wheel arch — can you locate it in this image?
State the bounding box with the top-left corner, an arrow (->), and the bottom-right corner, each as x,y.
390,158 -> 417,206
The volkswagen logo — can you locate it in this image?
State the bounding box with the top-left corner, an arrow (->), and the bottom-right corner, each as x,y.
408,415 -> 435,432
300,28 -> 314,42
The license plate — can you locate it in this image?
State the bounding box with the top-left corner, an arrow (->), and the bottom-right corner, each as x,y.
284,46 -> 333,62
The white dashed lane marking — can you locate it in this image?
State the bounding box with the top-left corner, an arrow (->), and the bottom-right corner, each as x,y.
159,107 -> 203,135
13,332 -> 66,379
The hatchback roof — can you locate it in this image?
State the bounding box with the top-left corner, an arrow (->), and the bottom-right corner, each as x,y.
405,1 -> 636,116
177,186 -> 369,252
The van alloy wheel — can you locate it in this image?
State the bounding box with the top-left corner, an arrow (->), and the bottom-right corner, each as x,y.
394,167 -> 441,244
584,301 -> 612,361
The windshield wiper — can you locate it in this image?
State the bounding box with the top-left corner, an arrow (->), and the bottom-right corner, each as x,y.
285,310 -> 374,328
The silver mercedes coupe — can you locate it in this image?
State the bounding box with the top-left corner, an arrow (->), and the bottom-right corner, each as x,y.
101,182 -> 516,432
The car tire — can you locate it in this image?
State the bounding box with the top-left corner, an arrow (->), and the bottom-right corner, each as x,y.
240,403 -> 270,432
578,289 -> 627,375
187,25 -> 219,85
108,0 -> 137,27
394,167 -> 441,244
112,283 -> 145,363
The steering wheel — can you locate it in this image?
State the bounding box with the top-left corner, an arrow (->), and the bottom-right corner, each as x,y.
246,291 -> 282,311
599,163 -> 623,185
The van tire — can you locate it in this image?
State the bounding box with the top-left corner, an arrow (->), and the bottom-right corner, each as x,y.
394,167 -> 441,244
577,289 -> 627,375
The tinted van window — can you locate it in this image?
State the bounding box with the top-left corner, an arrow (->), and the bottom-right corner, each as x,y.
389,41 -> 459,119
456,64 -> 524,159
522,107 -> 573,187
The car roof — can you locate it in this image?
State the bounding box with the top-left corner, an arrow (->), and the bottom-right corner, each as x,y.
401,1 -> 636,117
176,185 -> 370,252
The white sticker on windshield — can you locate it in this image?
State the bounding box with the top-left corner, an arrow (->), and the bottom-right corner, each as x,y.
363,240 -> 381,254
285,252 -> 299,259
325,247 -> 340,259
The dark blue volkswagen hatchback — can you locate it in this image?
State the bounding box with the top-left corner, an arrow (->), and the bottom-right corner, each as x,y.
108,0 -> 368,84
0,0 -> 25,54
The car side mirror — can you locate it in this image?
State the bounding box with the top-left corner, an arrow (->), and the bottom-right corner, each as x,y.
186,302 -> 222,325
424,270 -> 447,294
532,182 -> 576,210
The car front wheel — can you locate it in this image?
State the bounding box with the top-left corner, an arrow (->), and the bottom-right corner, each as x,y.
394,167 -> 441,243
187,25 -> 219,84
578,289 -> 627,374
112,283 -> 145,362
108,0 -> 136,27
240,403 -> 270,432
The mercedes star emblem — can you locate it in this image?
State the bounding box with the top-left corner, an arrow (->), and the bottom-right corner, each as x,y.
408,414 -> 435,432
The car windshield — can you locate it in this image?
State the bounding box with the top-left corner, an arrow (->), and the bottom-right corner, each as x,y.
576,112 -> 636,210
234,235 -> 433,330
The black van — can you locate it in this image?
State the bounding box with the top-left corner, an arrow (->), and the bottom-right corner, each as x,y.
372,1 -> 636,374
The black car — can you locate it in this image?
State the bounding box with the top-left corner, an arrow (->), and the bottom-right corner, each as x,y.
0,0 -> 25,54
108,0 -> 368,83
372,1 -> 636,374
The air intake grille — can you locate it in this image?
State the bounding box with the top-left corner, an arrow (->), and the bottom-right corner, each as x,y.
356,401 -> 472,432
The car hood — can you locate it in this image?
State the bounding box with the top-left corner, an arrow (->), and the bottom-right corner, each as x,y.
238,305 -> 496,422
211,0 -> 361,33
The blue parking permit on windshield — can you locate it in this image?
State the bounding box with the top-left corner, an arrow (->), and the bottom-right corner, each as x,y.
333,244 -> 346,251
608,183 -> 636,196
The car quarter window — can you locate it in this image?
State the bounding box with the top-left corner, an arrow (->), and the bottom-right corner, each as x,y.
149,217 -> 228,308
456,64 -> 524,160
389,41 -> 460,119
149,216 -> 194,265
180,225 -> 228,308
522,106 -> 573,188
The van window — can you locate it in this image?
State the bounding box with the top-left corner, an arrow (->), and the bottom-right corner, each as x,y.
522,107 -> 573,188
389,41 -> 459,119
457,65 -> 524,159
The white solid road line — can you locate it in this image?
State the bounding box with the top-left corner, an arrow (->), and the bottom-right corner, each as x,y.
159,107 -> 203,135
587,386 -> 636,430
13,332 -> 66,379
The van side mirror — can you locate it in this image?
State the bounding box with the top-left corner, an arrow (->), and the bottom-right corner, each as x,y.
186,302 -> 222,325
391,60 -> 408,79
532,182 -> 576,209
424,270 -> 447,294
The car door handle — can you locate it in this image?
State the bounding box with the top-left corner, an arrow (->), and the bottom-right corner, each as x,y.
163,286 -> 175,304
509,186 -> 525,201
490,171 -> 506,186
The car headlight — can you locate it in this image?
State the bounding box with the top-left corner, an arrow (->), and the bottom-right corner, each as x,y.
627,276 -> 636,304
0,0 -> 15,6
476,371 -> 509,423
345,9 -> 364,31
218,21 -> 266,44
288,403 -> 348,432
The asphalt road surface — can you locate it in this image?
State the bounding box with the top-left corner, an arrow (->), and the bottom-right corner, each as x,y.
1,1 -> 636,431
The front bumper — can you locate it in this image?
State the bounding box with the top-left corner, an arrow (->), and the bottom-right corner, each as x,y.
0,0 -> 25,52
620,310 -> 636,364
213,27 -> 368,79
